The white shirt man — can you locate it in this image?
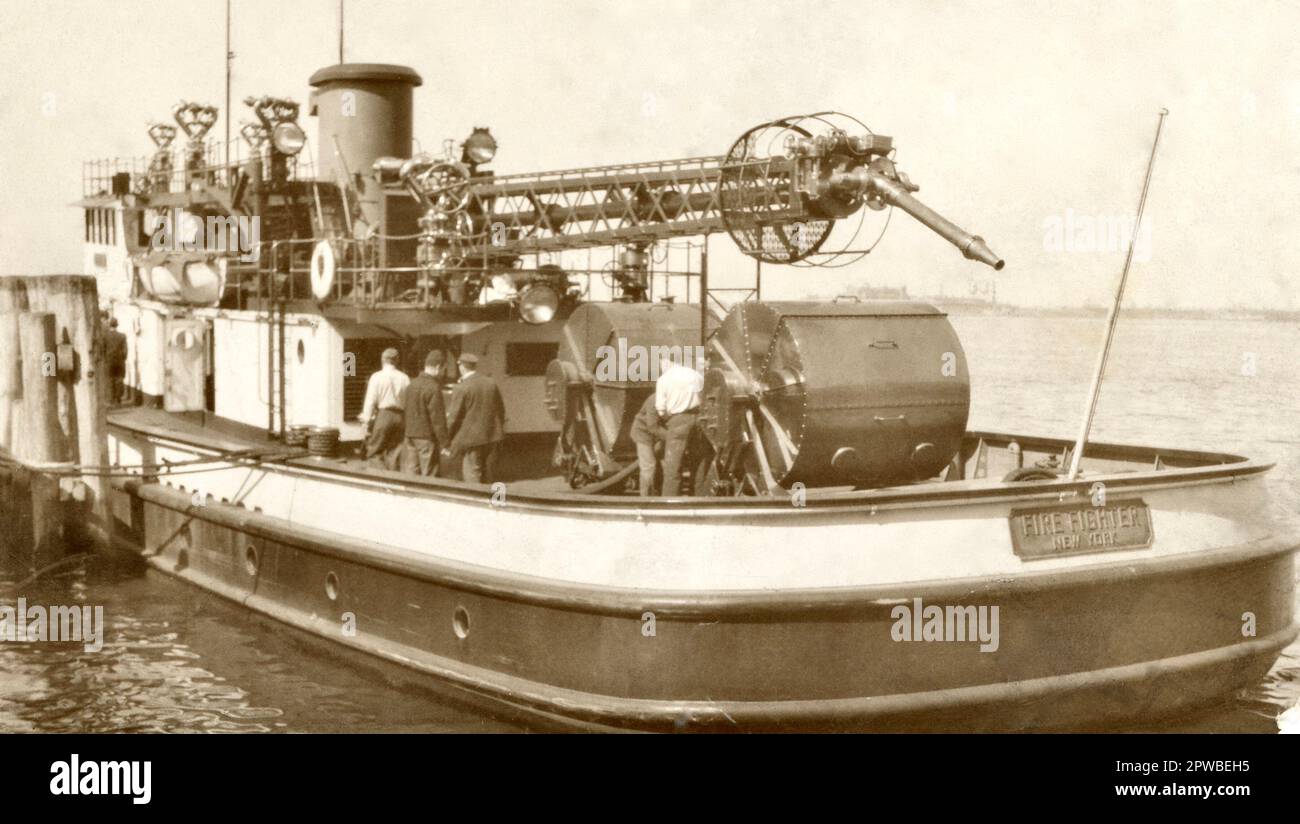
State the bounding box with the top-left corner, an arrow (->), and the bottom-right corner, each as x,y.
360,349 -> 410,470
655,360 -> 704,417
649,356 -> 703,497
359,358 -> 410,423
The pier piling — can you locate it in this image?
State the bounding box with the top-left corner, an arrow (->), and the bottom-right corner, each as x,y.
17,311 -> 66,568
0,276 -> 109,571
0,312 -> 19,452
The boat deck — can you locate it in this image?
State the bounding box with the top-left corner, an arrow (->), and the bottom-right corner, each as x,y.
105,404 -> 1264,509
107,405 -> 577,495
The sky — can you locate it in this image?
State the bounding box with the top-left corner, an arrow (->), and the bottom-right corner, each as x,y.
1,0 -> 1297,309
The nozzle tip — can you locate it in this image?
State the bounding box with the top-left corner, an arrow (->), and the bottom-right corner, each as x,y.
964,236 -> 1005,270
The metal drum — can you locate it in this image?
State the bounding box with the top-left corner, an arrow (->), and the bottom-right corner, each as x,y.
548,302 -> 710,448
545,302 -> 713,484
700,301 -> 969,487
306,426 -> 340,458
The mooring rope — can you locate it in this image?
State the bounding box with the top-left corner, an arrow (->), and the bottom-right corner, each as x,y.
1,553 -> 93,592
0,447 -> 309,480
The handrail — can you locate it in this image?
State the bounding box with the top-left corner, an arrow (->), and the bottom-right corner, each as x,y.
83,137 -> 317,198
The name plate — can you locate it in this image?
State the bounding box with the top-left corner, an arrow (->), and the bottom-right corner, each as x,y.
1009,499 -> 1153,560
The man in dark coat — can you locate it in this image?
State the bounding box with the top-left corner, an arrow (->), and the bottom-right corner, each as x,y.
403,350 -> 450,476
445,352 -> 506,484
104,317 -> 128,404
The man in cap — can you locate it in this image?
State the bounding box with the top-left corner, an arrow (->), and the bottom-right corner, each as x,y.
358,347 -> 410,470
104,316 -> 128,404
445,352 -> 506,484
403,350 -> 450,476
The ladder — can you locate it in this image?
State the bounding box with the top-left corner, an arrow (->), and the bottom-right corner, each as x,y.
266,289 -> 287,438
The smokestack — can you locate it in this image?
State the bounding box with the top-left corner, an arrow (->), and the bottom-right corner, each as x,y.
308,63 -> 423,227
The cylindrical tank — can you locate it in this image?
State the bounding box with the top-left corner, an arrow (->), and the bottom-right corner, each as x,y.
699,301 -> 970,487
308,63 -> 423,228
546,302 -> 712,457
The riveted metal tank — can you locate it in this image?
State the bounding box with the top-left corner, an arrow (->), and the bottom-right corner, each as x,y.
699,301 -> 970,487
308,63 -> 422,227
546,302 -> 713,461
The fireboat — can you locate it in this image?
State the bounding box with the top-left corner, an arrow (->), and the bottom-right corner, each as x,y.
44,60 -> 1297,730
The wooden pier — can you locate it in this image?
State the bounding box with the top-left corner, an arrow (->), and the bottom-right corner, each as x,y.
0,275 -> 108,572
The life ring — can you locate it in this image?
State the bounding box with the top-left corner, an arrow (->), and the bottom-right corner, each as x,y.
310,241 -> 336,301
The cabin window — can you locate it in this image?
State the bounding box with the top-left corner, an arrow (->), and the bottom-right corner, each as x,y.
505,342 -> 558,377
84,210 -> 92,242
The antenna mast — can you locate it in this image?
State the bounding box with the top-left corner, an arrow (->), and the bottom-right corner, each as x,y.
338,0 -> 344,63
224,0 -> 232,155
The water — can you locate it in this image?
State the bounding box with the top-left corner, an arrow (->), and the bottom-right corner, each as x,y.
951,314 -> 1300,733
1,315 -> 1297,732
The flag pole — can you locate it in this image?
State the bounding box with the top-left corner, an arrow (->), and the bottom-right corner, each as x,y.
1066,108 -> 1169,480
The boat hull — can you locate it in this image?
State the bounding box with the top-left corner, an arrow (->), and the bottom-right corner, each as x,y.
103,472 -> 1297,732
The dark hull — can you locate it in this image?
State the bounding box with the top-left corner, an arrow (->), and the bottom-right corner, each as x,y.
102,476 -> 1297,732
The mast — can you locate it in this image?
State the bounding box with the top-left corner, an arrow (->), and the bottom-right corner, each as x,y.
338,0 -> 344,63
224,0 -> 232,158
1066,108 -> 1169,481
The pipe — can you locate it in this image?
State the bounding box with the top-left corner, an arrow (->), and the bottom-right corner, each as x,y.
853,171 -> 1004,270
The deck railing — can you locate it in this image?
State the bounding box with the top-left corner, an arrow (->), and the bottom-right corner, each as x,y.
223,235 -> 703,312
83,138 -> 316,198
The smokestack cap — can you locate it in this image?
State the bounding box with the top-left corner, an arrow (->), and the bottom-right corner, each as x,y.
309,63 -> 423,88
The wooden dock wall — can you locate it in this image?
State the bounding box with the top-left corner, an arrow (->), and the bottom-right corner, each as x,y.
0,275 -> 108,571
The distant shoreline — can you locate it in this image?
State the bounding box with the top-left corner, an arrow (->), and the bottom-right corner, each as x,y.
809,289 -> 1299,322
926,303 -> 1300,322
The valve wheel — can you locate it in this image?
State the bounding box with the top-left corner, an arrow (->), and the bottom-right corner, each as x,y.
413,160 -> 472,215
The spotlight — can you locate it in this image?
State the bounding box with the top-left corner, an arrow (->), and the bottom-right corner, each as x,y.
271,121 -> 306,156
518,283 -> 559,325
461,127 -> 497,166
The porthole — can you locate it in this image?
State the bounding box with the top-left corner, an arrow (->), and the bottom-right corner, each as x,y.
452,606 -> 470,640
325,571 -> 340,601
244,544 -> 259,575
